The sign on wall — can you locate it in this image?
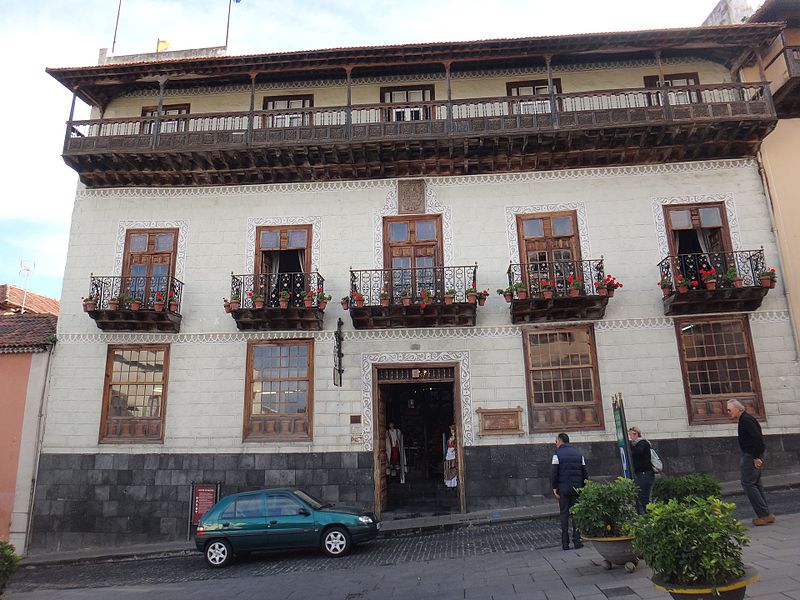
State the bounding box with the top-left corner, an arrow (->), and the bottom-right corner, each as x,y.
191,482 -> 220,527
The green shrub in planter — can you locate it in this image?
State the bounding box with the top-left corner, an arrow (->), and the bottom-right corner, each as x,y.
0,541 -> 20,594
571,477 -> 638,537
630,496 -> 747,587
651,473 -> 721,503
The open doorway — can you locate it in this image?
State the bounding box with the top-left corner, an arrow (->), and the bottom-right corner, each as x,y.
375,380 -> 462,520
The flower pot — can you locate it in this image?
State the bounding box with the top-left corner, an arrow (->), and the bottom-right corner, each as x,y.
607,288 -> 615,298
402,297 -> 412,306
662,286 -> 673,297
83,301 -> 97,312
279,299 -> 289,309
108,301 -> 119,311
254,299 -> 265,309
651,566 -> 758,600
705,280 -> 717,291
341,299 -> 350,310
597,287 -> 608,297
582,536 -> 639,570
516,290 -> 528,300
355,299 -> 365,308
477,297 -> 486,306
732,277 -> 743,288
444,295 -> 455,305
542,290 -> 553,300
770,278 -> 777,289
569,288 -> 580,298
759,276 -> 772,288
153,301 -> 165,312
467,293 -> 478,304
677,285 -> 689,294
223,301 -> 231,313
303,297 -> 313,308
503,292 -> 513,303
229,300 -> 240,310
318,300 -> 327,311
169,301 -> 178,312
380,298 -> 390,307
130,301 -> 141,311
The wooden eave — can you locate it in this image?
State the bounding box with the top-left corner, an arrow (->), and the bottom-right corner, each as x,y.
749,0 -> 800,27
47,24 -> 784,108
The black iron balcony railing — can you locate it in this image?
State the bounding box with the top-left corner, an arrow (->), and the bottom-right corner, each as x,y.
65,82 -> 773,151
657,249 -> 766,289
89,274 -> 184,310
349,265 -> 477,305
507,259 -> 605,297
230,272 -> 325,308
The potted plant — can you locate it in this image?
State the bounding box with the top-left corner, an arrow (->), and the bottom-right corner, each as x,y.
476,289 -> 489,306
601,275 -> 622,297
539,279 -> 555,299
82,294 -> 99,312
699,268 -> 718,291
341,295 -> 350,310
567,275 -> 583,297
153,291 -> 166,312
316,289 -> 331,310
223,297 -> 231,313
300,290 -> 314,308
278,290 -> 291,309
379,288 -> 390,307
658,275 -> 673,297
168,289 -> 178,312
630,496 -> 756,600
129,296 -> 143,311
514,281 -> 528,300
497,287 -> 514,303
758,268 -> 777,289
465,287 -> 478,304
650,473 -> 721,503
419,289 -> 433,309
723,266 -> 742,289
0,541 -> 20,597
108,295 -> 121,310
249,290 -> 265,309
401,289 -> 412,306
675,274 -> 698,294
594,281 -> 608,297
353,291 -> 365,308
571,477 -> 639,571
444,288 -> 456,305
229,293 -> 241,311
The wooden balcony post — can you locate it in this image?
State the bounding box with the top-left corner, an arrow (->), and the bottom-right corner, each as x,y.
152,77 -> 168,149
63,88 -> 78,154
345,66 -> 353,140
752,47 -> 776,116
247,72 -> 257,145
545,55 -> 559,128
444,61 -> 453,134
655,51 -> 672,122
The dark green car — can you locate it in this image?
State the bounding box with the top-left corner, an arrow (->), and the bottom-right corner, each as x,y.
195,488 -> 379,567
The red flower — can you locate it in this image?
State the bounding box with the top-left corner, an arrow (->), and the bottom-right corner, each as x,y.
691,280 -> 699,287
168,290 -> 175,298
247,290 -> 253,297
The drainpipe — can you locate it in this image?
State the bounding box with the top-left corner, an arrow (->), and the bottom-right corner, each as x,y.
756,151 -> 800,361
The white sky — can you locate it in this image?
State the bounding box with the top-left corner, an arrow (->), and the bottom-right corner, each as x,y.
0,0 -> 763,299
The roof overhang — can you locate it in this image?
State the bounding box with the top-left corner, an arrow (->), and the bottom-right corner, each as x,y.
749,0 -> 800,27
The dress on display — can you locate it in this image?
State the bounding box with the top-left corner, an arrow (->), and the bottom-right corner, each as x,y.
386,426 -> 407,484
444,431 -> 458,488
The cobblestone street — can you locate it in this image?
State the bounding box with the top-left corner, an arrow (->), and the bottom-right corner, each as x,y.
8,489 -> 800,600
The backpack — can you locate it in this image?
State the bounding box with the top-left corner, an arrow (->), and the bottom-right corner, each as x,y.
650,447 -> 663,474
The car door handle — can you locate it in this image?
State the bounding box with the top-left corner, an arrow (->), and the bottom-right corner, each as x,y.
269,520 -> 278,525
222,522 -> 230,527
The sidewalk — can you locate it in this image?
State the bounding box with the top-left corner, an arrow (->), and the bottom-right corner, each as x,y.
19,469 -> 800,567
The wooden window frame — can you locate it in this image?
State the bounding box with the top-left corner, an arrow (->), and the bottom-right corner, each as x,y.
674,316 -> 764,425
663,202 -> 733,256
262,94 -> 315,110
506,79 -> 563,96
141,103 -> 190,134
255,224 -> 312,275
122,227 -> 179,278
379,84 -> 435,122
99,344 -> 170,444
244,339 -> 314,442
522,324 -> 604,433
382,214 -> 444,270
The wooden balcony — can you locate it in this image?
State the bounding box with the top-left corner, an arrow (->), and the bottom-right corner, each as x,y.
658,249 -> 770,316
506,260 -> 611,324
228,272 -> 326,331
347,265 -> 480,329
771,46 -> 800,117
62,83 -> 776,187
84,275 -> 183,332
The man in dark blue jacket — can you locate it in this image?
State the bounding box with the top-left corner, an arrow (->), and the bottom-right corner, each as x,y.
551,432 -> 588,550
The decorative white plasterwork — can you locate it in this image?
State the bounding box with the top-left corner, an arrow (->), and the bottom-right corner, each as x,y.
506,203 -> 591,264
360,351 -> 473,451
245,216 -> 322,274
373,184 -> 453,268
114,220 -> 188,280
651,193 -> 741,258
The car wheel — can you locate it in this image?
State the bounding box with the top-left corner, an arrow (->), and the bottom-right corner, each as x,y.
321,526 -> 351,557
205,539 -> 233,568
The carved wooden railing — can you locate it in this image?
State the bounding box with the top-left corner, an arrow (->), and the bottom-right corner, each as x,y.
349,265 -> 478,305
657,249 -> 766,289
65,82 -> 774,152
507,259 -> 605,297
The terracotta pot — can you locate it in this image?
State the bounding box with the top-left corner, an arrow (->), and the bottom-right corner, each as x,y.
380,298 -> 390,307
279,299 -> 289,309
318,300 -> 327,310
154,301 -> 165,312
597,287 -> 608,297
444,295 -> 455,305
662,286 -> 672,297
229,300 -> 240,310
130,301 -> 141,311
169,301 -> 178,312
303,297 -> 313,308
677,285 -> 689,294
607,288 -> 615,298
516,290 -> 528,300
478,297 -> 486,306
252,299 -> 264,309
402,297 -> 412,306
108,301 -> 119,311
582,536 -> 638,568
355,299 -> 365,308
770,278 -> 777,289
569,288 -> 580,297
732,277 -> 743,288
705,280 -> 717,291
503,292 -> 513,303
223,301 -> 231,313
542,290 -> 554,299
83,301 -> 97,312
759,276 -> 772,288
341,299 -> 350,310
467,293 -> 478,304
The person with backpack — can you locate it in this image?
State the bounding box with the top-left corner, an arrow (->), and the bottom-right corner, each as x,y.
551,432 -> 588,550
628,426 -> 656,512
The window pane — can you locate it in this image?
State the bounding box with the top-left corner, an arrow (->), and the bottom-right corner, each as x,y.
415,221 -> 436,241
235,495 -> 265,518
517,86 -> 534,96
129,234 -> 148,252
266,495 -> 302,517
699,207 -> 722,228
287,230 -> 307,248
389,222 -> 409,241
552,216 -> 574,236
408,90 -> 424,102
260,231 -> 280,249
155,233 -> 174,252
522,219 -> 544,238
670,209 -> 692,229
391,91 -> 407,102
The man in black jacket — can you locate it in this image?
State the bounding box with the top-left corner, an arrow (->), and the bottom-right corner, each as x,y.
727,399 -> 775,525
551,432 -> 588,550
628,426 -> 654,513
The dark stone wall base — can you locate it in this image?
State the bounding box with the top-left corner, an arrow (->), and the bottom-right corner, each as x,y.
30,451 -> 373,553
463,433 -> 800,511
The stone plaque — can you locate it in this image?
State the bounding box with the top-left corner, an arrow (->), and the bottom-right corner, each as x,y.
397,179 -> 426,214
477,407 -> 525,436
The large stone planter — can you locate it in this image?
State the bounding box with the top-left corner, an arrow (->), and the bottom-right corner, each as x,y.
582,535 -> 639,572
652,566 -> 758,600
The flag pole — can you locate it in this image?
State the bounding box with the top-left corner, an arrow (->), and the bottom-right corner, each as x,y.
111,0 -> 122,54
225,0 -> 233,49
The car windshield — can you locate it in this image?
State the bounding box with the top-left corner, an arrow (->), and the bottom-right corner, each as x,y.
293,489 -> 324,509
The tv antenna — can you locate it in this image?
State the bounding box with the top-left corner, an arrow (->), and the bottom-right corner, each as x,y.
19,261 -> 35,315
